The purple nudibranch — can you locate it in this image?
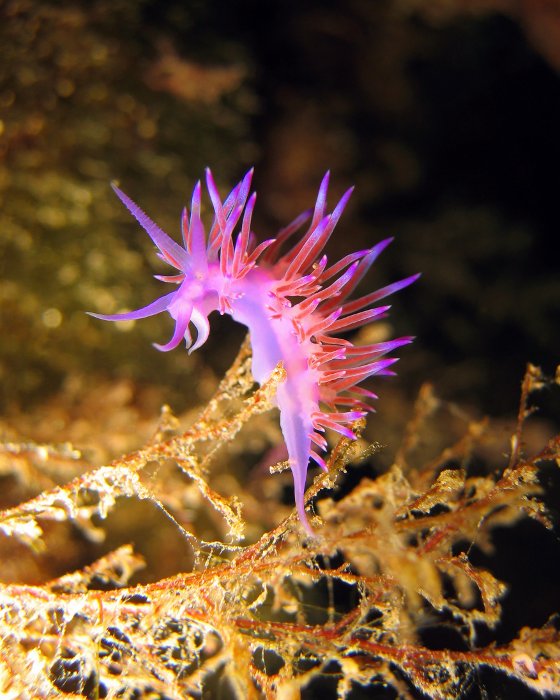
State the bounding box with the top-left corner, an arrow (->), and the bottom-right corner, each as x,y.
89,169 -> 419,534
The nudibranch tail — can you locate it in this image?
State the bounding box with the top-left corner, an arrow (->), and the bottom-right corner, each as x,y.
89,169 -> 418,535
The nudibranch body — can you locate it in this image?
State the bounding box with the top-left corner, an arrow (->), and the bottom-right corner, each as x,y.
90,169 -> 418,533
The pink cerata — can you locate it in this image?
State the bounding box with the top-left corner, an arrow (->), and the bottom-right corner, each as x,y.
89,169 -> 419,534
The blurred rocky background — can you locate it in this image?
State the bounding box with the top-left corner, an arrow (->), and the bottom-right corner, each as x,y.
1,0 -> 559,421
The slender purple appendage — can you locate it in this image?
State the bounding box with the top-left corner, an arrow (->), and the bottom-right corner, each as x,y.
89,169 -> 418,534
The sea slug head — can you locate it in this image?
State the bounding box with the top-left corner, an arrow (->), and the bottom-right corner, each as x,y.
88,169 -> 259,355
